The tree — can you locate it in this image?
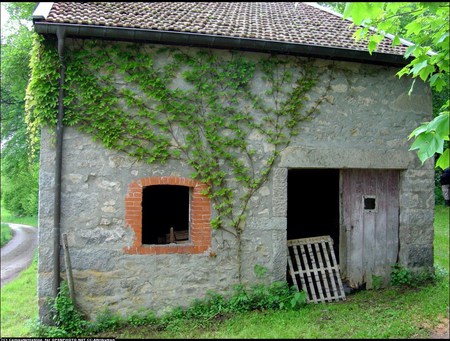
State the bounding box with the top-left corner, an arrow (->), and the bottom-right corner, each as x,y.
1,2 -> 39,216
341,2 -> 449,169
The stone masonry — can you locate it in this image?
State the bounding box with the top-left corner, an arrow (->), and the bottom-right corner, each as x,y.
38,42 -> 434,320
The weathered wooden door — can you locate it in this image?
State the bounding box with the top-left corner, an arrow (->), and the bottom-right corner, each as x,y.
341,169 -> 399,289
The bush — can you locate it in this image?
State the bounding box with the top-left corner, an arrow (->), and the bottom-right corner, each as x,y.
435,168 -> 445,206
1,165 -> 39,217
390,264 -> 436,287
1,223 -> 13,247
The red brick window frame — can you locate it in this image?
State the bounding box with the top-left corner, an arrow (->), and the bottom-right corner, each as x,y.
123,176 -> 211,254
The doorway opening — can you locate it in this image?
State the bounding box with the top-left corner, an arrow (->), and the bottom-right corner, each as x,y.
287,169 -> 340,285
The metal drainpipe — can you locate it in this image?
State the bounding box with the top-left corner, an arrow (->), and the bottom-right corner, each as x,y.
53,26 -> 66,300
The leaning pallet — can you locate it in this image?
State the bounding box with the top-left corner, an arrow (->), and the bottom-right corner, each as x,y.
287,235 -> 346,303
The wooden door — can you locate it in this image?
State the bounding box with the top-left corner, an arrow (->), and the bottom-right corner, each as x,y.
341,169 -> 399,289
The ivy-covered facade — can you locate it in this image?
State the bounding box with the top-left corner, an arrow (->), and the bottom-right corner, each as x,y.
30,2 -> 435,321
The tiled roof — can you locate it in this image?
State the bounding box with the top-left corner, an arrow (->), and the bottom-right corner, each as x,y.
38,2 -> 408,56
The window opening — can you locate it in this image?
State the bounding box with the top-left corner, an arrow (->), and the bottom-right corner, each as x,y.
142,185 -> 190,245
363,196 -> 377,211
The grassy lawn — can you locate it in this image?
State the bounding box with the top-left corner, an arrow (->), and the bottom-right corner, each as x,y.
0,206 -> 38,227
0,205 -> 37,248
434,205 -> 450,273
1,206 -> 448,338
0,253 -> 38,337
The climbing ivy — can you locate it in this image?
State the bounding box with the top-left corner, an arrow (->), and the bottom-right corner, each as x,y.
26,35 -> 332,280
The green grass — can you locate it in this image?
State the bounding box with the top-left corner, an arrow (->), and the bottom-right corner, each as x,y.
1,206 -> 38,227
0,253 -> 38,337
96,277 -> 449,339
0,205 -> 37,247
1,223 -> 13,247
1,206 -> 448,338
434,205 -> 450,272
98,205 -> 450,339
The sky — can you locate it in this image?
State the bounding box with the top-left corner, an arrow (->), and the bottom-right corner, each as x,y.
1,3 -> 12,39
1,2 -> 34,42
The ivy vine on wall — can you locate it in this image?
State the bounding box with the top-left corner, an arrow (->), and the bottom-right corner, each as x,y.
26,35 -> 333,281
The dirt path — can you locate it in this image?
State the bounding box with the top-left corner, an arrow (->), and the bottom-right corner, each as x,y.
1,223 -> 38,287
428,317 -> 450,339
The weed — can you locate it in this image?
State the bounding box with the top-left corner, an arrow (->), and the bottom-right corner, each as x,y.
31,278 -> 307,337
33,281 -> 88,337
372,275 -> 384,290
254,264 -> 268,279
89,308 -> 124,333
390,264 -> 437,288
127,310 -> 158,327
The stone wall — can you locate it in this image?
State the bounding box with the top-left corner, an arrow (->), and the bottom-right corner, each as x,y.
37,43 -> 434,320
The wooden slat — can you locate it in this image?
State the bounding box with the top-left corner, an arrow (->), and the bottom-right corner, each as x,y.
287,235 -> 346,303
291,245 -> 309,295
320,240 -> 340,301
314,242 -> 332,302
298,244 -> 318,302
307,242 -> 324,302
326,239 -> 346,300
287,247 -> 300,290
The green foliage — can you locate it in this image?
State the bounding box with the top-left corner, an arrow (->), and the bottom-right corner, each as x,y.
1,2 -> 37,25
0,206 -> 38,227
32,281 -> 88,337
25,34 -> 60,152
159,281 -> 307,331
342,2 -> 449,169
390,264 -> 436,288
254,264 -> 268,279
126,310 -> 158,327
32,279 -> 306,337
25,37 -> 330,279
88,308 -> 125,333
0,223 -> 13,247
1,3 -> 40,218
1,162 -> 39,217
4,204 -> 448,338
371,274 -> 384,290
51,281 -> 88,336
434,167 -> 445,205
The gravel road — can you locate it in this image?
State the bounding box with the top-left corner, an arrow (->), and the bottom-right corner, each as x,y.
1,223 -> 38,287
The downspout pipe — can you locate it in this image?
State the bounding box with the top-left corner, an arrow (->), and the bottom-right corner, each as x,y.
53,26 -> 66,301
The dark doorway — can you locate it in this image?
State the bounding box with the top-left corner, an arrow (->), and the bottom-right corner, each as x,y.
287,169 -> 340,260
142,185 -> 190,244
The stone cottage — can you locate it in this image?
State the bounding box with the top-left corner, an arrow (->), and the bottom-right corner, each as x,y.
31,2 -> 435,320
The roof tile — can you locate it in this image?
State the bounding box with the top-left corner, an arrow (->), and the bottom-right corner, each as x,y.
41,2 -> 408,55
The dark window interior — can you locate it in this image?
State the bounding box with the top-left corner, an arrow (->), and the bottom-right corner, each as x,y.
287,169 -> 340,259
364,197 -> 376,210
142,185 -> 189,244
